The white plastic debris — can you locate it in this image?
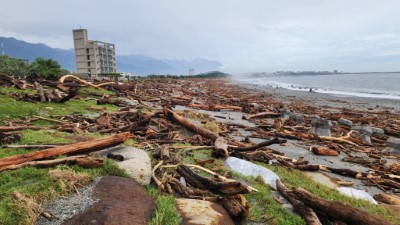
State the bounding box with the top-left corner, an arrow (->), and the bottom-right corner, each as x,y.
225,157 -> 280,189
337,187 -> 377,204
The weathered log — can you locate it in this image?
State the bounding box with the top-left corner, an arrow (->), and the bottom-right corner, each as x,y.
163,108 -> 228,157
276,180 -> 322,225
0,155 -> 103,171
384,128 -> 400,138
13,191 -> 56,220
373,193 -> 400,205
2,144 -> 61,149
0,126 -> 42,132
97,98 -> 124,106
0,132 -> 131,170
231,150 -> 272,164
220,196 -> 248,218
159,146 -> 170,160
311,147 -> 339,156
242,111 -> 281,120
176,164 -> 252,195
292,187 -> 394,225
229,138 -> 287,152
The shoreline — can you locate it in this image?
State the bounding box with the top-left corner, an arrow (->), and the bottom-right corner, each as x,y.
232,79 -> 400,113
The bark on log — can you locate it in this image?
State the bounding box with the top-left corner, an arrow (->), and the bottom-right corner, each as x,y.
0,132 -> 131,170
220,196 -> 248,218
292,187 -> 394,225
176,164 -> 252,195
276,180 -> 322,225
311,147 -> 339,156
373,193 -> 400,205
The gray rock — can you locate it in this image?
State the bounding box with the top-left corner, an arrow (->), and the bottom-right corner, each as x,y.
371,127 -> 385,134
92,146 -> 152,185
338,118 -> 353,127
175,198 -> 235,225
122,99 -> 139,106
280,108 -> 291,119
311,118 -> 332,137
289,113 -> 304,124
387,137 -> 400,149
82,113 -> 100,119
351,126 -> 373,143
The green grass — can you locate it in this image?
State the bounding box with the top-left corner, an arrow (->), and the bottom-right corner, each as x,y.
0,159 -> 127,225
0,86 -> 117,122
146,186 -> 181,225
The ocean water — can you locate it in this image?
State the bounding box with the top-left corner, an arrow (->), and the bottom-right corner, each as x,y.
238,73 -> 400,100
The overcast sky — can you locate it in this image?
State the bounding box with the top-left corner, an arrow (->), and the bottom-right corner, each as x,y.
1,0 -> 399,72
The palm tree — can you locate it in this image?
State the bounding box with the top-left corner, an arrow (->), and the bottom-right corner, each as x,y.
29,57 -> 61,78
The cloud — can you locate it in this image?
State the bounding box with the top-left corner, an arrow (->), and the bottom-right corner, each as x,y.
1,0 -> 400,72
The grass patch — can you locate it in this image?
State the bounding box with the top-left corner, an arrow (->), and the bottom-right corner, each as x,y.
146,186 -> 181,225
0,86 -> 117,122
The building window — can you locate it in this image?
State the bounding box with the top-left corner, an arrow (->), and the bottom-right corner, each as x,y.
88,62 -> 91,67
86,48 -> 89,54
87,55 -> 90,60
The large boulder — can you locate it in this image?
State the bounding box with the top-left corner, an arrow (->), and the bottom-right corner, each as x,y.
92,146 -> 152,185
175,198 -> 235,225
384,137 -> 400,154
63,176 -> 156,225
311,118 -> 332,137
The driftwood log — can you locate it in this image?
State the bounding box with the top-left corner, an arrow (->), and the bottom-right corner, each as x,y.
311,147 -> 339,156
276,180 -> 321,225
0,132 -> 131,170
163,108 -> 229,157
176,164 -> 252,195
292,187 -> 395,225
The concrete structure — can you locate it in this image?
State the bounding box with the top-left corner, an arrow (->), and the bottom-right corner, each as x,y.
73,29 -> 116,78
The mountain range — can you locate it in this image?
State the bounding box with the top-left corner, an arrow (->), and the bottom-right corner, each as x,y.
0,37 -> 222,75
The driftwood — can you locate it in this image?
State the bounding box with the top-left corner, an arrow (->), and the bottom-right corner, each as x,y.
163,108 -> 228,157
13,191 -> 56,220
311,147 -> 339,156
373,193 -> 400,205
319,131 -> 359,147
220,196 -> 248,218
243,111 -> 281,120
2,144 -> 61,149
0,126 -> 42,132
0,132 -> 131,170
229,138 -> 287,152
176,164 -> 252,195
292,187 -> 395,225
276,180 -> 321,225
0,155 -> 102,172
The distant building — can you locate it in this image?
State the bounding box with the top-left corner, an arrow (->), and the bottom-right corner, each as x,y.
334,69 -> 338,74
189,69 -> 195,76
72,29 -> 116,78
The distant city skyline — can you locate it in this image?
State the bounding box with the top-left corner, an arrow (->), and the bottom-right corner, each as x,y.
1,0 -> 399,73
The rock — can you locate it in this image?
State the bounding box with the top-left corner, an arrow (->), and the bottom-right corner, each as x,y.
63,176 -> 156,225
122,99 -> 139,106
337,187 -> 377,204
351,126 -> 373,143
280,108 -> 291,119
310,114 -> 320,122
371,127 -> 385,134
225,157 -> 279,189
289,113 -> 304,124
387,137 -> 400,150
175,198 -> 235,225
311,118 -> 332,137
92,146 -> 152,185
338,118 -> 353,127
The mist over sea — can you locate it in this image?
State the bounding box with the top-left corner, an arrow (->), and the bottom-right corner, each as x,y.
238,73 -> 400,100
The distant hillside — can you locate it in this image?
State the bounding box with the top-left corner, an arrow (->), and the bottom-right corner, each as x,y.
0,37 -> 222,75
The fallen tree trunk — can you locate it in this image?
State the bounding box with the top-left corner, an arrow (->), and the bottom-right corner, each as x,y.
220,196 -> 248,218
0,132 -> 131,170
292,187 -> 394,225
276,180 -> 322,225
177,164 -> 252,195
373,193 -> 400,205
